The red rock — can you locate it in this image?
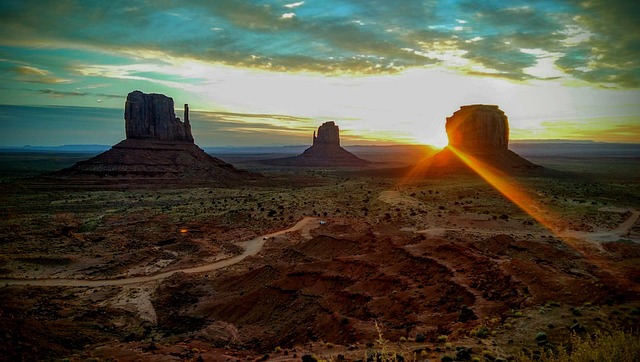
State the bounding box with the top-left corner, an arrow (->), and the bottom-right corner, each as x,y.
446,105 -> 508,151
124,91 -> 194,142
419,105 -> 539,173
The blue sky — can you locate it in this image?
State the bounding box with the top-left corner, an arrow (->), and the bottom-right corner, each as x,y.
1,0 -> 639,146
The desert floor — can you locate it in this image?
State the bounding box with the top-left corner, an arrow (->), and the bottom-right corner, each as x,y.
0,152 -> 638,361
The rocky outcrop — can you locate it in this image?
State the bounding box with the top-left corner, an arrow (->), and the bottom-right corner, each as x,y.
418,105 -> 538,174
262,122 -> 370,167
124,90 -> 194,142
446,105 -> 508,151
312,121 -> 340,146
51,91 -> 256,184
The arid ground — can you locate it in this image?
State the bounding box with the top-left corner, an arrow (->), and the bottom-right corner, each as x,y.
0,147 -> 639,361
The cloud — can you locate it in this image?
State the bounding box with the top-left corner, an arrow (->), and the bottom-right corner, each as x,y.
189,110 -> 317,146
555,1 -> 640,88
12,65 -> 72,84
0,0 -> 638,88
15,65 -> 49,76
535,117 -> 640,143
284,2 -> 304,9
37,88 -> 124,99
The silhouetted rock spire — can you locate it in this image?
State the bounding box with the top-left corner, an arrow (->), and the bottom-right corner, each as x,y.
124,90 -> 194,142
312,121 -> 340,146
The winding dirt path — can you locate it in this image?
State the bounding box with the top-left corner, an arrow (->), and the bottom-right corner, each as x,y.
559,209 -> 640,243
1,217 -> 319,288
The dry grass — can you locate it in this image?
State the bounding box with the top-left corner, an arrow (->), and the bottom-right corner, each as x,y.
517,330 -> 640,362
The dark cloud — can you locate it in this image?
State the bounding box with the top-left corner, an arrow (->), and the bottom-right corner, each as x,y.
0,0 -> 638,87
461,37 -> 537,80
37,88 -> 124,99
557,0 -> 640,87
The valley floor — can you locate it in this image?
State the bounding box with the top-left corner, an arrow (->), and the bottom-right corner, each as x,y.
0,155 -> 639,361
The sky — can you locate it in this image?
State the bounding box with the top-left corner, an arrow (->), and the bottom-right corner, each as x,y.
0,0 -> 639,147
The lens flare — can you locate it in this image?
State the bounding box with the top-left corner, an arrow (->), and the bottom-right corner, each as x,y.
447,146 -> 560,233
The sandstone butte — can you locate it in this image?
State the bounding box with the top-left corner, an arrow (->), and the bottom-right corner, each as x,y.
51,91 -> 255,183
263,121 -> 371,167
422,104 -> 539,172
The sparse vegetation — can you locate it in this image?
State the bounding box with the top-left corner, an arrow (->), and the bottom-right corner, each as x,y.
1,153 -> 638,361
517,330 -> 640,362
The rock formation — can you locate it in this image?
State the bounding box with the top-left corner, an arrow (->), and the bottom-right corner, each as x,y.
420,105 -> 538,173
312,121 -> 340,147
263,121 -> 370,167
124,91 -> 194,142
51,91 -> 256,184
446,105 -> 508,151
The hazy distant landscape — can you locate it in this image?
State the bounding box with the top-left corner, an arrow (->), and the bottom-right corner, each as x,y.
2,141 -> 639,182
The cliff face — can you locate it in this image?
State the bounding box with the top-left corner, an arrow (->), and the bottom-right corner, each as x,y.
446,105 -> 508,151
124,91 -> 194,143
418,104 -> 539,174
313,121 -> 340,146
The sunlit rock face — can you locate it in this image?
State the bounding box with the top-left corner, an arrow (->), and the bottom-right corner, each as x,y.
418,104 -> 539,174
125,90 -> 194,143
446,105 -> 508,152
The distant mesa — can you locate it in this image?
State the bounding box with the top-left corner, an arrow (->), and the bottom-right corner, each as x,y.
51,91 -> 256,183
421,104 -> 539,172
262,121 -> 370,167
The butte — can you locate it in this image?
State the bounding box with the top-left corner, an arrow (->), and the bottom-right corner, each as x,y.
263,121 -> 370,167
51,91 -> 255,184
418,105 -> 539,173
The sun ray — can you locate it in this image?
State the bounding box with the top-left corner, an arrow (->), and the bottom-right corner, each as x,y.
447,146 -> 560,233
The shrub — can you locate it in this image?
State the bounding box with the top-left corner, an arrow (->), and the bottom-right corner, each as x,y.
571,307 -> 582,316
535,332 -> 549,346
472,326 -> 489,338
517,330 -> 640,362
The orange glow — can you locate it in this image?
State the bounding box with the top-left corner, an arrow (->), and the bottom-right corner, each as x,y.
399,146 -> 637,291
447,146 -> 560,233
180,229 -> 188,233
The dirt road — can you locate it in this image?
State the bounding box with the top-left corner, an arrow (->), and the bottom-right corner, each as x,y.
1,217 -> 319,287
560,208 -> 640,243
